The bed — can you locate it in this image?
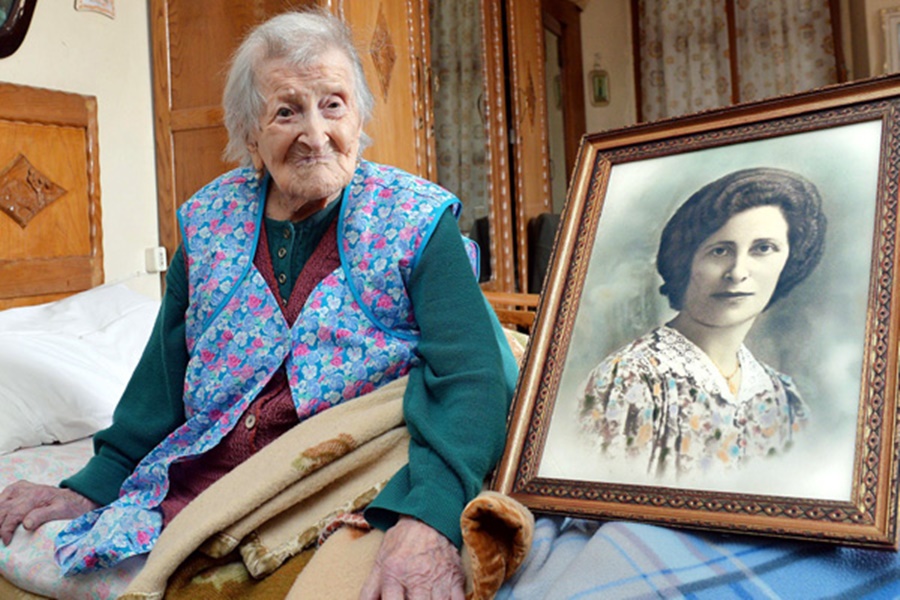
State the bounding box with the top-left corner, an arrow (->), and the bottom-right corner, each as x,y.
7,291 -> 900,600
0,283 -> 159,599
0,82 -> 156,599
3,80 -> 900,600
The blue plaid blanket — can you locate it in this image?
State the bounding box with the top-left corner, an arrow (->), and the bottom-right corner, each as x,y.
497,517 -> 900,599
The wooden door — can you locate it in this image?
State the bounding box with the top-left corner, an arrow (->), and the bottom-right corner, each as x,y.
504,0 -> 552,292
149,0 -> 434,264
478,0 -> 514,293
474,0 -> 552,294
542,0 -> 586,186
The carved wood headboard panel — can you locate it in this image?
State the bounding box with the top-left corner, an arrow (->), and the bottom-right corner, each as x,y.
0,83 -> 103,309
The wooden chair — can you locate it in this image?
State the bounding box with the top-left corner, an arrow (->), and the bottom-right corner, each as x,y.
483,291 -> 540,335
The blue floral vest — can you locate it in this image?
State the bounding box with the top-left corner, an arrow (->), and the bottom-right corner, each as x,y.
54,160 -> 478,574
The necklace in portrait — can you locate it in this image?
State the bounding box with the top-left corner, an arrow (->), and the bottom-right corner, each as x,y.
719,362 -> 741,395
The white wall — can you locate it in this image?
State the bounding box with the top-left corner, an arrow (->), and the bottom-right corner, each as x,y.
0,0 -> 161,299
580,0 -> 636,135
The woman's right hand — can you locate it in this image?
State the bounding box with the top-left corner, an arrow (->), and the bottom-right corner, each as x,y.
0,481 -> 99,545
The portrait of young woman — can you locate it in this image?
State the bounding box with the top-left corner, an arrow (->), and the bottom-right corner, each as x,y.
574,167 -> 825,478
537,118 -> 882,501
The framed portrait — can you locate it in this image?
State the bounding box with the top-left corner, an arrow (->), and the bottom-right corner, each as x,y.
493,75 -> 900,549
590,69 -> 610,106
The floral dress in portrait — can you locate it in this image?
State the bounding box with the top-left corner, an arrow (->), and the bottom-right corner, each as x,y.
576,326 -> 809,478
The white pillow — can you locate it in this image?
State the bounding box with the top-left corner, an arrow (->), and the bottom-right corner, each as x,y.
0,284 -> 160,454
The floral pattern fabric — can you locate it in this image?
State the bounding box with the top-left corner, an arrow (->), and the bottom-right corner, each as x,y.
429,0 -> 488,237
0,439 -> 142,599
55,160 -> 478,575
576,326 -> 808,477
635,0 -> 837,122
341,162 -> 474,336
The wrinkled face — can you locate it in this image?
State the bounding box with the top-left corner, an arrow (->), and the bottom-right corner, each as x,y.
249,48 -> 363,211
679,205 -> 790,330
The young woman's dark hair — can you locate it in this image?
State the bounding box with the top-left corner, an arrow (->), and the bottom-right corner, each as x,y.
657,167 -> 827,311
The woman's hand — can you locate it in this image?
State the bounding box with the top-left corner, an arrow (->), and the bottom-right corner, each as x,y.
0,480 -> 99,545
359,516 -> 465,600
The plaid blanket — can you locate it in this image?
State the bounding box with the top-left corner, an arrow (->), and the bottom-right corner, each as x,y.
497,516 -> 900,599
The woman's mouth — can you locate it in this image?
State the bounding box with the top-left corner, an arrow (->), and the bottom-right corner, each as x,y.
294,154 -> 334,165
711,291 -> 753,299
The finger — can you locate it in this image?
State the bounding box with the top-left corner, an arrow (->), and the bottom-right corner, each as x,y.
21,505 -> 56,531
358,568 -> 382,600
405,584 -> 431,600
23,496 -> 81,530
447,578 -> 466,600
0,499 -> 33,545
0,482 -> 57,545
380,577 -> 406,600
428,571 -> 465,600
0,508 -> 26,546
0,480 -> 31,506
0,522 -> 14,546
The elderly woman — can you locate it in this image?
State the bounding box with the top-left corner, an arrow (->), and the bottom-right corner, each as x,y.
0,9 -> 517,596
577,167 -> 826,477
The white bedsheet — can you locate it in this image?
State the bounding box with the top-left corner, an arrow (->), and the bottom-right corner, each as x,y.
0,284 -> 158,599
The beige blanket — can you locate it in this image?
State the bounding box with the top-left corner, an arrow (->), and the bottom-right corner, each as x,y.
119,375 -> 532,600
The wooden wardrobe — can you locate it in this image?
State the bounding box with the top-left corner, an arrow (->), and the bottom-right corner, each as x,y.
149,0 -> 551,293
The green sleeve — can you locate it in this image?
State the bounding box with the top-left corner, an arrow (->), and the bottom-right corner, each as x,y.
61,247 -> 190,506
364,211 -> 518,547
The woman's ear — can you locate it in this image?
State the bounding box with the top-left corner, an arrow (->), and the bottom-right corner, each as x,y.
247,140 -> 264,172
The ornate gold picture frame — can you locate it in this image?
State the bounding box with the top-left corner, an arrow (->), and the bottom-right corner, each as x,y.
494,76 -> 900,549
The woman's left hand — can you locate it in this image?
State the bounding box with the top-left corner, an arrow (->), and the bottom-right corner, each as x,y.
359,516 -> 465,599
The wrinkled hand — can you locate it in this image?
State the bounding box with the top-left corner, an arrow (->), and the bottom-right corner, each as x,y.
359,516 -> 465,600
0,480 -> 98,545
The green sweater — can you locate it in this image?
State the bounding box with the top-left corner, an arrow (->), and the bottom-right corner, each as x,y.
62,204 -> 516,548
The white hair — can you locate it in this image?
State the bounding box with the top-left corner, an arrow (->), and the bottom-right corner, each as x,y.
222,9 -> 374,166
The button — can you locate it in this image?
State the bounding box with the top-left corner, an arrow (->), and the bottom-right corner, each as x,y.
245,413 -> 257,429
282,227 -> 291,239
278,273 -> 287,284
277,247 -> 288,259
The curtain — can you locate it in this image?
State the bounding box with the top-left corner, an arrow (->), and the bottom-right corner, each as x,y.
636,0 -> 732,123
636,0 -> 837,121
735,0 -> 836,102
430,0 -> 488,236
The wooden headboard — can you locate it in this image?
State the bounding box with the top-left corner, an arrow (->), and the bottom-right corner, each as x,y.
0,83 -> 103,309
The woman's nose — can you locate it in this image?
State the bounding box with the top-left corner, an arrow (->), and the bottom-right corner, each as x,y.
296,113 -> 328,150
724,255 -> 749,282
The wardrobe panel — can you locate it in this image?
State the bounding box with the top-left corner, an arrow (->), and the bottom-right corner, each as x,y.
335,0 -> 434,178
506,0 -> 552,292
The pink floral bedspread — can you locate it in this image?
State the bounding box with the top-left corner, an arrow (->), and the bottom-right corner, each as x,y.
0,438 -> 143,600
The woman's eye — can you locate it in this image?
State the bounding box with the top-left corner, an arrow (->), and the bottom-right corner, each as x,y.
324,97 -> 346,112
709,246 -> 730,257
276,107 -> 293,118
753,241 -> 779,255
